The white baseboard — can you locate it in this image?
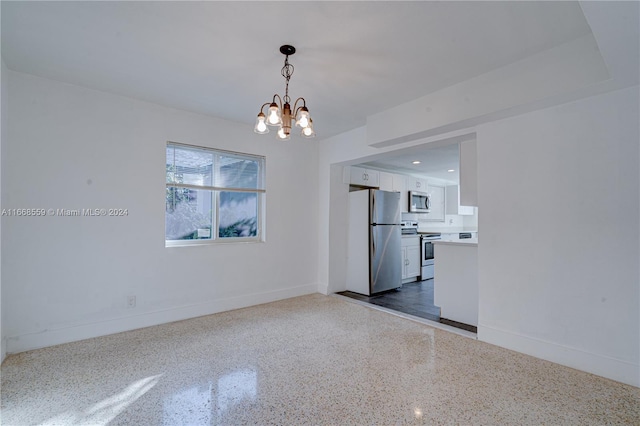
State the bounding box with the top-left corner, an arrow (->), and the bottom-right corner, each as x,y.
6,283 -> 318,355
478,324 -> 639,388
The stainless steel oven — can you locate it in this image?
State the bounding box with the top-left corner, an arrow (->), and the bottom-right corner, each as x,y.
421,233 -> 440,280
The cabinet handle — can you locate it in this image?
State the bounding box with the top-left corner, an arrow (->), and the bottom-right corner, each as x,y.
362,173 -> 366,181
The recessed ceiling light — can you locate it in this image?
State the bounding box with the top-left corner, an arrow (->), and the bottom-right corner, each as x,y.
447,169 -> 455,172
412,161 -> 421,165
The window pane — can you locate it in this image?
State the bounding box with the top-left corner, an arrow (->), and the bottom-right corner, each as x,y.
217,154 -> 263,190
166,145 -> 213,187
219,192 -> 258,238
166,187 -> 213,240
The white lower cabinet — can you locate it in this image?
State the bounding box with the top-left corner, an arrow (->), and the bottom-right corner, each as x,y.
401,236 -> 421,282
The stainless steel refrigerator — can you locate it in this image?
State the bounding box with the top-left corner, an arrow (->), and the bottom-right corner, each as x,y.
346,189 -> 402,295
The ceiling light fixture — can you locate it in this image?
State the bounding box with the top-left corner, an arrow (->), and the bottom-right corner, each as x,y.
448,169 -> 455,172
412,161 -> 421,165
254,45 -> 315,140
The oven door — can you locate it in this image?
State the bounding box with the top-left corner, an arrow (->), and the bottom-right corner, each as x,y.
422,239 -> 435,265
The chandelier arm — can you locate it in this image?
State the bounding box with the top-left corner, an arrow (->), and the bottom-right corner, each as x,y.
259,102 -> 271,113
271,94 -> 283,109
292,97 -> 307,115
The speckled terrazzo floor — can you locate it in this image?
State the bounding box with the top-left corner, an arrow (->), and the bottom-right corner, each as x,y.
1,294 -> 638,425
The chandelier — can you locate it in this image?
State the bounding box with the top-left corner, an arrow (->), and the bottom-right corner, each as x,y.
254,45 -> 315,139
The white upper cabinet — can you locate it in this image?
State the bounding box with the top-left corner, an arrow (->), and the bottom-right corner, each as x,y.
406,177 -> 428,191
392,174 -> 408,212
446,185 -> 474,215
349,166 -> 380,187
378,171 -> 394,191
459,140 -> 477,206
426,184 -> 445,221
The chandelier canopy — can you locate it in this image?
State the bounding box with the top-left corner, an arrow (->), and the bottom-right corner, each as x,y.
254,45 -> 315,139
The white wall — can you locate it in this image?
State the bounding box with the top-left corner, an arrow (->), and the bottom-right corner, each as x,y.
476,86 -> 639,387
2,71 -> 319,353
366,34 -> 608,147
0,59 -> 7,363
318,85 -> 639,386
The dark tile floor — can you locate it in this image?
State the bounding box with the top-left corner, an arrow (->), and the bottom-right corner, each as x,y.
338,279 -> 441,322
338,279 -> 478,333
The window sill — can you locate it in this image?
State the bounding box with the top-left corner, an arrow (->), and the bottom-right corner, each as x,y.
165,238 -> 263,248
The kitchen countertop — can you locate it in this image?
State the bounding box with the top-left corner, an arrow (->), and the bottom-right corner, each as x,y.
432,238 -> 478,247
418,228 -> 478,234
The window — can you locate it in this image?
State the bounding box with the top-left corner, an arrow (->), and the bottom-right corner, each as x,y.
165,142 -> 265,246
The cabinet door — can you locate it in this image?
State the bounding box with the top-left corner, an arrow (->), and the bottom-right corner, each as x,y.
379,171 -> 393,191
350,166 -> 380,187
401,246 -> 408,279
392,174 -> 408,212
406,244 -> 421,278
407,177 -> 427,191
366,169 -> 379,187
350,166 -> 367,186
427,185 -> 445,221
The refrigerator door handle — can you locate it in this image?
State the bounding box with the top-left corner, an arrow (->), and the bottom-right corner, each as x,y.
371,229 -> 375,258
371,190 -> 376,224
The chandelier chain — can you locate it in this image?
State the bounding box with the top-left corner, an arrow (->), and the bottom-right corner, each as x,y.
281,55 -> 294,104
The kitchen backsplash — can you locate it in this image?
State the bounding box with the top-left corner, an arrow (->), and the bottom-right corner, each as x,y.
402,208 -> 478,231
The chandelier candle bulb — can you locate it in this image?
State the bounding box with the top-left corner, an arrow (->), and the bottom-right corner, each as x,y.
296,107 -> 310,128
277,127 -> 290,140
267,103 -> 282,126
301,119 -> 315,138
254,45 -> 315,140
254,112 -> 269,134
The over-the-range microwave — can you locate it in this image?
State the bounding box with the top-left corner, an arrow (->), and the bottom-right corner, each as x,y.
409,191 -> 431,213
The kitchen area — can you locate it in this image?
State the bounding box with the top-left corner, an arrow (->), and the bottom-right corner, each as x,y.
338,141 -> 479,332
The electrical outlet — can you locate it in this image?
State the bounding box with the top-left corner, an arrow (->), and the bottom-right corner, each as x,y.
127,295 -> 136,308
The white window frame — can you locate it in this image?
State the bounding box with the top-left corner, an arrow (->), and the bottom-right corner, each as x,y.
165,141 -> 266,247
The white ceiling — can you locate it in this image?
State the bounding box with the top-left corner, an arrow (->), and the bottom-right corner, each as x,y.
362,143 -> 461,183
1,1 -> 593,143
